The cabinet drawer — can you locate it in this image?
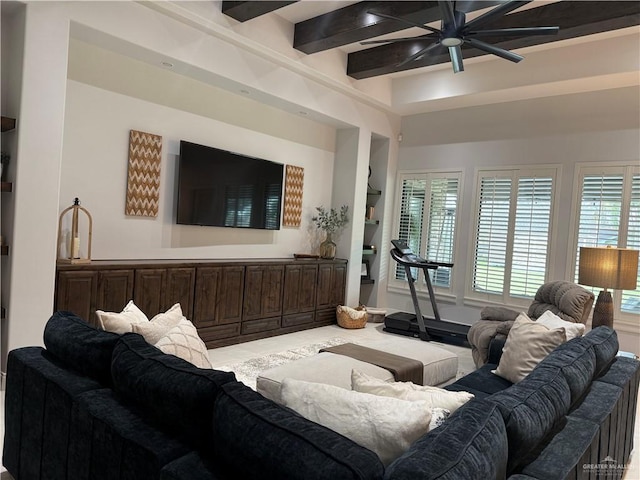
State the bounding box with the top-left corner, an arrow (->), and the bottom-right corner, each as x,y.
282,312 -> 315,328
197,323 -> 240,343
315,308 -> 337,324
241,317 -> 281,335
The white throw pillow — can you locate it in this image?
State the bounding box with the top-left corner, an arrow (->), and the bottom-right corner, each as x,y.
536,310 -> 585,341
495,313 -> 566,383
96,300 -> 148,334
131,303 -> 184,344
351,369 -> 474,413
280,378 -> 431,466
154,317 -> 212,369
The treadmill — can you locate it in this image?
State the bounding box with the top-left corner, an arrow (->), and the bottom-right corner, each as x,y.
385,239 -> 470,345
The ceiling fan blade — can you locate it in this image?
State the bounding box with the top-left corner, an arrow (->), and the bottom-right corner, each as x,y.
465,37 -> 523,63
439,0 -> 457,29
449,45 -> 464,73
465,0 -> 531,31
397,41 -> 442,67
367,10 -> 442,35
361,34 -> 439,46
466,26 -> 559,37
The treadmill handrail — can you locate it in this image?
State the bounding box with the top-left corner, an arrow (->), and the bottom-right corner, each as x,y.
390,248 -> 453,269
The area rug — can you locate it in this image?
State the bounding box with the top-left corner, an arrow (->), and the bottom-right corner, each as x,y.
217,337 -> 349,390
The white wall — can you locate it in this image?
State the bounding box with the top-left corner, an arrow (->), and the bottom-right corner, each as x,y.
61,80 -> 335,260
387,127 -> 640,353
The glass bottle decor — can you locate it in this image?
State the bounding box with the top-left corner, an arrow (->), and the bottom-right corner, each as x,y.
319,232 -> 337,260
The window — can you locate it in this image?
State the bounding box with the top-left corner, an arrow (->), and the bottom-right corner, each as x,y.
471,169 -> 555,301
393,172 -> 460,289
573,166 -> 640,317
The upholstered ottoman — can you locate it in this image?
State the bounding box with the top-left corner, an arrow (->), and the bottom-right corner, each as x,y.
257,340 -> 458,404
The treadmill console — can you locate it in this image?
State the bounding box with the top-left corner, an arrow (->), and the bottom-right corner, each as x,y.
391,239 -> 413,255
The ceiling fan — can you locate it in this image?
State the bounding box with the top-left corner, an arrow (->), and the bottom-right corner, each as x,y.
363,0 -> 560,73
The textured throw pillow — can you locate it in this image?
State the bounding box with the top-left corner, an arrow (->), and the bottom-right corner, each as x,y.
495,313 -> 566,383
429,407 -> 451,431
96,300 -> 148,334
131,303 -> 184,344
536,310 -> 585,341
351,369 -> 474,413
154,317 -> 212,369
281,378 -> 432,466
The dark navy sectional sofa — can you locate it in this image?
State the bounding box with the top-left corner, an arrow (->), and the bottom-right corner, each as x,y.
4,311 -> 639,480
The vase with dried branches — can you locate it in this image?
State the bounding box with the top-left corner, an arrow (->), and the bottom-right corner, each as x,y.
312,205 -> 349,260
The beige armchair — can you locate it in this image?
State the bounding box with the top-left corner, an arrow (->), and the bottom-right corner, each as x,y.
467,281 -> 595,368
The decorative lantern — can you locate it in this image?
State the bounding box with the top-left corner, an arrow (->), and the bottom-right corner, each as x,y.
57,197 -> 92,264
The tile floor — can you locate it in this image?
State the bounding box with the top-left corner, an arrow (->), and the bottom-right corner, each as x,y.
1,322 -> 638,479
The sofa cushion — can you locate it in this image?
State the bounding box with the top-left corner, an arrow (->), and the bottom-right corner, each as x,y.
160,452 -> 219,480
212,381 -> 385,480
494,313 -> 566,383
383,400 -> 508,480
3,346 -> 104,480
44,311 -> 120,385
446,364 -> 513,398
111,333 -> 235,449
281,377 -> 432,466
154,317 -> 212,369
69,388 -> 192,480
351,369 -> 473,413
596,356 -> 640,388
535,338 -> 596,405
520,416 -> 600,480
535,310 -> 585,340
487,365 -> 571,473
580,326 -> 618,377
96,300 -> 150,334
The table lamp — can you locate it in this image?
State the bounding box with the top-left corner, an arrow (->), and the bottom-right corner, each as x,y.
578,246 -> 639,328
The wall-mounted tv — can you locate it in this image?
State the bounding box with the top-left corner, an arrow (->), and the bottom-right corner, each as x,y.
176,141 -> 284,230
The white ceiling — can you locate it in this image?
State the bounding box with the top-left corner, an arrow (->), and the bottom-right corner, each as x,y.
76,1 -> 640,129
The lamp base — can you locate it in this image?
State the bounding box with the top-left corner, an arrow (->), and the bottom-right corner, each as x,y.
592,290 -> 614,329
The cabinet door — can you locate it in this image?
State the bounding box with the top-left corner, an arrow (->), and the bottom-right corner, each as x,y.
283,264 -> 317,315
331,263 -> 347,306
316,263 -> 334,309
165,268 -> 196,319
55,271 -> 97,323
134,269 -> 167,318
194,266 -> 244,327
243,265 -> 284,320
96,270 -> 134,314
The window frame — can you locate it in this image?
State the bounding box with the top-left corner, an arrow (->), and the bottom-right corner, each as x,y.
568,162 -> 640,325
388,169 -> 463,296
465,165 -> 560,306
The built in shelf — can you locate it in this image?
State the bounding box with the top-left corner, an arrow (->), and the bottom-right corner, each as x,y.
1,245 -> 8,256
364,219 -> 379,225
1,116 -> 16,132
362,248 -> 377,255
1,182 -> 12,192
361,278 -> 375,285
366,188 -> 382,196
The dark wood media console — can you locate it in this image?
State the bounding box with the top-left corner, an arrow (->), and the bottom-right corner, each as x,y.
55,258 -> 347,348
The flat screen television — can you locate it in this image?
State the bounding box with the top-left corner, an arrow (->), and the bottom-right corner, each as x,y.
176,141 -> 284,230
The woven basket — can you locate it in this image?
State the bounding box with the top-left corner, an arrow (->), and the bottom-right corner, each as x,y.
336,305 -> 368,329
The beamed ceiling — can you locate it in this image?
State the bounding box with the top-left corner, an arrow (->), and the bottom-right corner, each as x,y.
221,1 -> 640,79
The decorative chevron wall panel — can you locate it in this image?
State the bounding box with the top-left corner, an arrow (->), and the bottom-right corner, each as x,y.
283,165 -> 304,228
125,130 -> 162,217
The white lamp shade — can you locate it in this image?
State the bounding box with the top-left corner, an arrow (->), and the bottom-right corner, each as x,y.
578,247 -> 639,290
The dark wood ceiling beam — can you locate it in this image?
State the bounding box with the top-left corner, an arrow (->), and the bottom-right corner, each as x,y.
294,1 -> 503,54
347,1 -> 640,79
222,1 -> 297,22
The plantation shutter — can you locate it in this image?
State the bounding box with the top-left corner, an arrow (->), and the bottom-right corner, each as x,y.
574,174 -> 624,283
395,176 -> 426,280
510,176 -> 553,298
621,174 -> 640,313
425,177 -> 458,288
473,177 -> 512,294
